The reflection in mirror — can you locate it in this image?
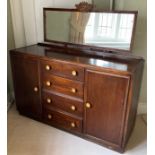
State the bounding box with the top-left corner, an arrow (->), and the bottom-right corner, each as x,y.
45,10 -> 136,51
84,13 -> 134,50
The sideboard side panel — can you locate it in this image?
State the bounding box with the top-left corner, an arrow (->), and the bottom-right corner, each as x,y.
10,53 -> 42,120
122,61 -> 144,148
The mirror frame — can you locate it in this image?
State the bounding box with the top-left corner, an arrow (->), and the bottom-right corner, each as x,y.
43,8 -> 138,53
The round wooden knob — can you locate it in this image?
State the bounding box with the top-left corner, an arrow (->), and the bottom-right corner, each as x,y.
47,98 -> 52,104
70,105 -> 76,111
71,122 -> 76,128
46,81 -> 51,87
71,88 -> 77,93
34,87 -> 38,92
85,102 -> 91,108
45,65 -> 51,71
72,70 -> 77,76
48,114 -> 52,119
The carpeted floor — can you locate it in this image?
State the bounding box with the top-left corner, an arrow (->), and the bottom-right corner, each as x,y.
8,104 -> 147,155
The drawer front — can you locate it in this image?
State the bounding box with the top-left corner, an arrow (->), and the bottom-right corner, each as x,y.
43,108 -> 82,133
41,60 -> 84,82
42,92 -> 83,117
42,74 -> 84,99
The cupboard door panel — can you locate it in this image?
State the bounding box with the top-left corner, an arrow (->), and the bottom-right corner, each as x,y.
11,54 -> 41,119
84,70 -> 130,145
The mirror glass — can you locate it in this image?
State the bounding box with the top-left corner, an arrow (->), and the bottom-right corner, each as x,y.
45,10 -> 136,51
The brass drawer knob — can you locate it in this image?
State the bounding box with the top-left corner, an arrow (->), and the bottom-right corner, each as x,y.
45,65 -> 51,71
34,87 -> 38,92
70,105 -> 76,111
46,81 -> 51,87
85,102 -> 91,109
72,70 -> 77,76
71,122 -> 76,128
71,88 -> 77,93
48,114 -> 52,119
47,98 -> 52,104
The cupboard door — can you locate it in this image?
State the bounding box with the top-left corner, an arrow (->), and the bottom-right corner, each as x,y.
11,54 -> 41,119
84,70 -> 130,145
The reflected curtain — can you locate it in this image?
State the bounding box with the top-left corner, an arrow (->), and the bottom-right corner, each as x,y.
70,12 -> 90,44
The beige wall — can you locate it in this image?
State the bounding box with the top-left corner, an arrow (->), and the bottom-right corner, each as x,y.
7,0 -> 15,101
94,0 -> 111,10
115,0 -> 147,105
8,0 -> 15,50
124,0 -> 147,105
114,0 -> 125,10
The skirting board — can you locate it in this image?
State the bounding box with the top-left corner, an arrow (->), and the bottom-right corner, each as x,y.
137,102 -> 147,114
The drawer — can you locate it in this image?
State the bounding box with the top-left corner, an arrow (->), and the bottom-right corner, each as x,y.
42,74 -> 84,99
43,108 -> 82,133
42,91 -> 83,117
41,60 -> 84,82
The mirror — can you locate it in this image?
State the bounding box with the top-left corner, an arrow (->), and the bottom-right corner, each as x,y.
44,9 -> 137,52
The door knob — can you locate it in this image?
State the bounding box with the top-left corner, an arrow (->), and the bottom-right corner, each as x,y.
85,102 -> 91,108
48,114 -> 52,119
34,87 -> 38,92
71,88 -> 77,93
46,81 -> 51,87
45,65 -> 51,71
70,105 -> 76,111
46,98 -> 52,104
71,122 -> 76,128
72,70 -> 77,76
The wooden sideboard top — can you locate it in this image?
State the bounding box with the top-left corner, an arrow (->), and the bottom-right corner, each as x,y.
10,44 -> 144,74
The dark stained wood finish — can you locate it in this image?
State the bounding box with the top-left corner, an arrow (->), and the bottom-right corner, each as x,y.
121,61 -> 144,149
43,108 -> 82,133
10,43 -> 144,153
41,59 -> 84,82
10,54 -> 42,120
43,8 -> 138,14
42,91 -> 83,117
41,73 -> 84,99
84,70 -> 130,145
11,44 -> 144,73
